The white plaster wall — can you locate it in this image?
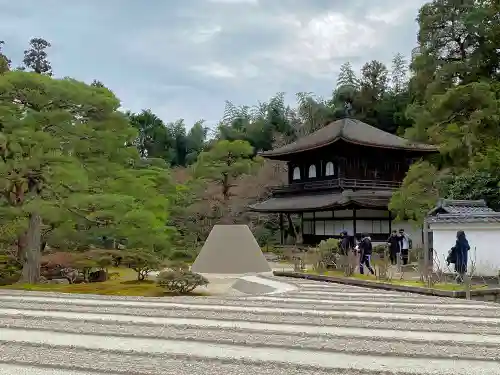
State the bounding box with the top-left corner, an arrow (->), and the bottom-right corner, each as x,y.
429,223 -> 500,277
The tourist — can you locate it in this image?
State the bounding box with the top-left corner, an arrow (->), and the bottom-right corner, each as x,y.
339,230 -> 353,255
358,233 -> 375,275
451,230 -> 470,283
398,229 -> 412,265
387,230 -> 400,265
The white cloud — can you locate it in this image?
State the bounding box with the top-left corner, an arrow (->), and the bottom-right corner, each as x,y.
191,62 -> 237,78
190,61 -> 260,80
366,1 -> 427,25
207,0 -> 258,3
262,12 -> 379,77
188,25 -> 222,43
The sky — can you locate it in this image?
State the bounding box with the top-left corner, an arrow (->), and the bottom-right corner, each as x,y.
0,0 -> 427,129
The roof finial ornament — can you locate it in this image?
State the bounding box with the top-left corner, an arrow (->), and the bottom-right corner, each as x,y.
344,101 -> 352,117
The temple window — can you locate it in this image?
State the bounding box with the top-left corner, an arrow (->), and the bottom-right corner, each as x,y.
308,164 -> 317,178
292,167 -> 301,180
325,161 -> 335,176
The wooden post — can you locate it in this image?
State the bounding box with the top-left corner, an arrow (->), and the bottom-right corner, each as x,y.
423,217 -> 430,285
388,210 -> 392,233
352,208 -> 357,237
279,213 -> 284,245
286,213 -> 298,245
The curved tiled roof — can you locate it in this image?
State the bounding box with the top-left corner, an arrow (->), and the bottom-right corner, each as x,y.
428,213 -> 500,224
261,118 -> 437,158
428,199 -> 500,224
248,190 -> 393,213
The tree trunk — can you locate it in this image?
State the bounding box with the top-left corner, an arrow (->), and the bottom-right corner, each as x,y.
21,213 -> 42,284
17,233 -> 27,261
220,174 -> 232,224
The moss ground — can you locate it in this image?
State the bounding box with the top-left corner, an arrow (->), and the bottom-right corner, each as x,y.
305,269 -> 488,291
0,267 -> 207,297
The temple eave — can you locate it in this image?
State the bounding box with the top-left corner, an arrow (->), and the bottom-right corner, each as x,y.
248,191 -> 392,213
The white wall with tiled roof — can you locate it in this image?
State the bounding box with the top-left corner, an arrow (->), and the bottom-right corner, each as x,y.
430,221 -> 500,277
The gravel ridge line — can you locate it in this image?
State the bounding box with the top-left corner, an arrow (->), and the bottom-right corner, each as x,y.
1,304 -> 500,334
1,320 -> 499,360
3,299 -> 498,318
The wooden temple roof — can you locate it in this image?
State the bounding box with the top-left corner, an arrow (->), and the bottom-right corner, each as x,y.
260,118 -> 437,159
248,190 -> 393,213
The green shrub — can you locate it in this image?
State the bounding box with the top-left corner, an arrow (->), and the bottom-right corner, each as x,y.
318,238 -> 340,254
311,238 -> 340,271
168,249 -> 194,263
373,245 -> 387,257
84,250 -> 118,270
156,270 -> 209,294
122,251 -> 161,281
0,255 -> 22,285
264,246 -> 282,254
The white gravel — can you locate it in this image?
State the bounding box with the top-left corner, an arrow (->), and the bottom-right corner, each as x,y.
2,327 -> 500,374
0,276 -> 499,374
1,317 -> 499,360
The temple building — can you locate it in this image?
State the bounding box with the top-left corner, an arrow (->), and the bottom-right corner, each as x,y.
249,118 -> 438,246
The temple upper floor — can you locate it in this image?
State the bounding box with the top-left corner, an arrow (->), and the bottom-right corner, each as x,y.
258,118 -> 437,194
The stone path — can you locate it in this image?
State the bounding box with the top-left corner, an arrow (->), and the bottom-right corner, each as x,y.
0,277 -> 500,374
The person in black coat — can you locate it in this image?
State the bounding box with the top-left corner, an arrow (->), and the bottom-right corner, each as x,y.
387,230 -> 400,265
340,230 -> 353,255
358,233 -> 375,275
448,230 -> 470,283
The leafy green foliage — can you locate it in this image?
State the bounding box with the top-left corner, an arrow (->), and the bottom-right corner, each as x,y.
156,270 -> 209,294
390,161 -> 443,226
0,254 -> 22,285
193,140 -> 263,202
318,238 -> 340,254
83,249 -> 120,270
126,110 -> 207,167
122,250 -> 161,281
336,62 -> 358,88
393,0 -> 500,216
445,171 -> 500,210
373,245 -> 387,257
22,38 -> 52,75
0,40 -> 10,74
0,70 -> 177,283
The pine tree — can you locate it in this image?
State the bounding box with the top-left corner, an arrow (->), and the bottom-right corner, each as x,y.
22,38 -> 52,75
336,62 -> 357,87
0,40 -> 11,74
391,53 -> 408,93
0,71 -> 175,282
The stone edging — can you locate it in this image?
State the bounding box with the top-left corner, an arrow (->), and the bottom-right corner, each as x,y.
273,271 -> 500,300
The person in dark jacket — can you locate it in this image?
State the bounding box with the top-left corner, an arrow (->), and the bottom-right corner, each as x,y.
387,230 -> 400,265
452,230 -> 470,283
340,230 -> 353,255
358,233 -> 375,275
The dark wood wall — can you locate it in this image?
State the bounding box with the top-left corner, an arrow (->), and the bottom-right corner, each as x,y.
286,141 -> 423,184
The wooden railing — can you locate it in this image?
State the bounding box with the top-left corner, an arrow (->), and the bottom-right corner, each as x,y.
272,178 -> 401,194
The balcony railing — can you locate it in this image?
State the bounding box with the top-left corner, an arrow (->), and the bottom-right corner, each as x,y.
272,178 -> 401,195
